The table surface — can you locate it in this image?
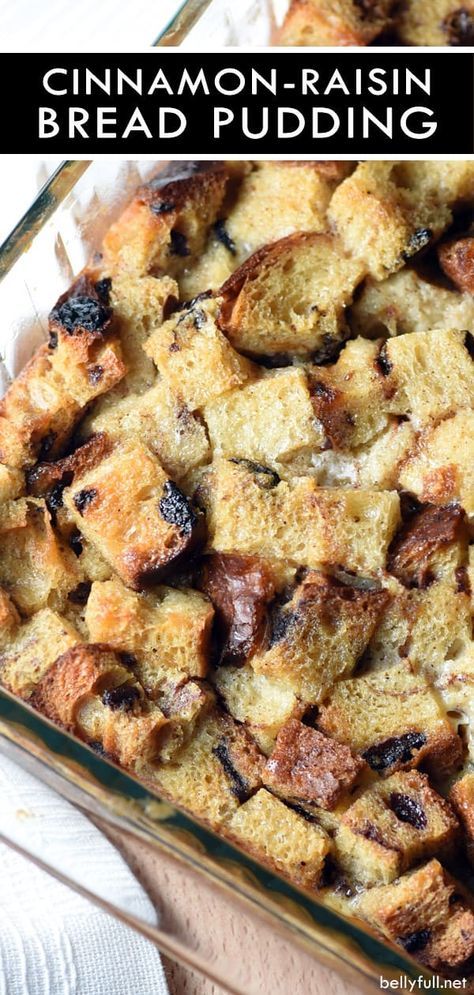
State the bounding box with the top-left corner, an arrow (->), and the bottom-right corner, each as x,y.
102,822 -> 363,995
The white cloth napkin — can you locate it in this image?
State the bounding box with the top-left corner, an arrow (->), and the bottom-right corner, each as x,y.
0,0 -> 185,49
0,753 -> 169,995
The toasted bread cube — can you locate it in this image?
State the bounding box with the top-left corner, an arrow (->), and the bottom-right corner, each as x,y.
32,642 -> 184,766
251,572 -> 389,702
213,665 -> 300,755
0,608 -> 81,699
102,161 -> 230,280
85,578 -> 213,690
107,273 -> 178,393
0,464 -> 24,503
397,0 -> 474,45
351,268 -> 474,339
263,719 -> 365,810
152,711 -> 261,826
83,379 -> 210,482
439,234 -> 474,295
379,328 -> 474,427
204,369 -> 324,466
218,233 -> 365,360
450,774 -> 474,865
181,161 -> 353,299
399,411 -> 474,518
388,505 -> 468,589
0,498 -> 83,615
206,459 -> 400,575
228,789 -> 331,887
63,441 -> 204,590
309,338 -> 390,450
336,771 -> 459,886
200,553 -> 276,667
328,162 -> 452,280
358,860 -> 474,974
278,0 -> 394,45
145,296 -> 257,412
0,284 -> 125,468
318,662 -> 462,778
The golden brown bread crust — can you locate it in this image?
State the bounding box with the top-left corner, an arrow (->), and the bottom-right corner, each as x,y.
387,503 -> 467,589
200,553 -> 275,666
32,642 -> 129,729
438,235 -> 474,294
263,718 -> 366,809
278,0 -> 395,46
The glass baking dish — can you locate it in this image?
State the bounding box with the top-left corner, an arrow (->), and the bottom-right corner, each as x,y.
156,0 -> 281,46
0,159 -> 435,995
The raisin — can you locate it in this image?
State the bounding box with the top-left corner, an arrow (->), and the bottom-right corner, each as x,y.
399,929 -> 431,954
178,290 -> 213,312
50,295 -> 111,334
402,228 -> 433,262
389,792 -> 428,830
465,330 -> 474,359
169,230 -> 190,257
38,432 -> 57,461
73,488 -> 98,515
88,365 -> 104,385
95,277 -> 112,305
120,652 -> 138,669
69,528 -> 83,557
399,491 -> 424,522
192,308 -> 207,330
212,739 -> 250,802
229,458 -> 280,490
214,219 -> 237,255
45,472 -> 74,520
159,481 -> 197,536
268,603 -> 296,646
88,739 -> 107,757
150,200 -> 176,215
456,565 -> 471,595
443,8 -> 474,44
102,685 -> 141,711
48,329 -> 58,350
312,335 -> 347,366
363,732 -> 427,772
68,582 -> 92,606
375,344 -> 393,377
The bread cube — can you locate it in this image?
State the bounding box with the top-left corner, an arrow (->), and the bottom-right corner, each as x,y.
278,0 -> 394,46
102,161 -> 230,280
228,788 -> 330,887
450,773 -> 474,865
145,296 -> 256,411
336,771 -> 459,886
309,337 -> 389,450
0,498 -> 83,615
0,608 -> 81,699
358,860 -> 474,975
63,440 -> 205,590
181,161 -> 353,299
439,234 -> 474,294
204,369 -> 324,466
152,711 -> 262,826
318,662 -> 462,777
251,571 -> 389,702
85,577 -> 213,690
200,553 -> 276,667
213,664 -> 300,755
388,504 -> 468,589
205,458 -> 401,574
107,273 -> 178,393
0,464 -> 24,503
263,719 -> 365,810
218,233 -> 365,360
350,268 -> 474,339
397,0 -> 474,45
0,281 -> 126,468
83,379 -> 210,483
398,410 -> 474,518
328,162 -> 452,280
32,642 -> 180,766
354,420 -> 416,490
0,588 -> 20,649
379,328 -> 474,426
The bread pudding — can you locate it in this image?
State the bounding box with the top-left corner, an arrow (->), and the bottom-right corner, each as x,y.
277,0 -> 474,46
1,159 -> 474,983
